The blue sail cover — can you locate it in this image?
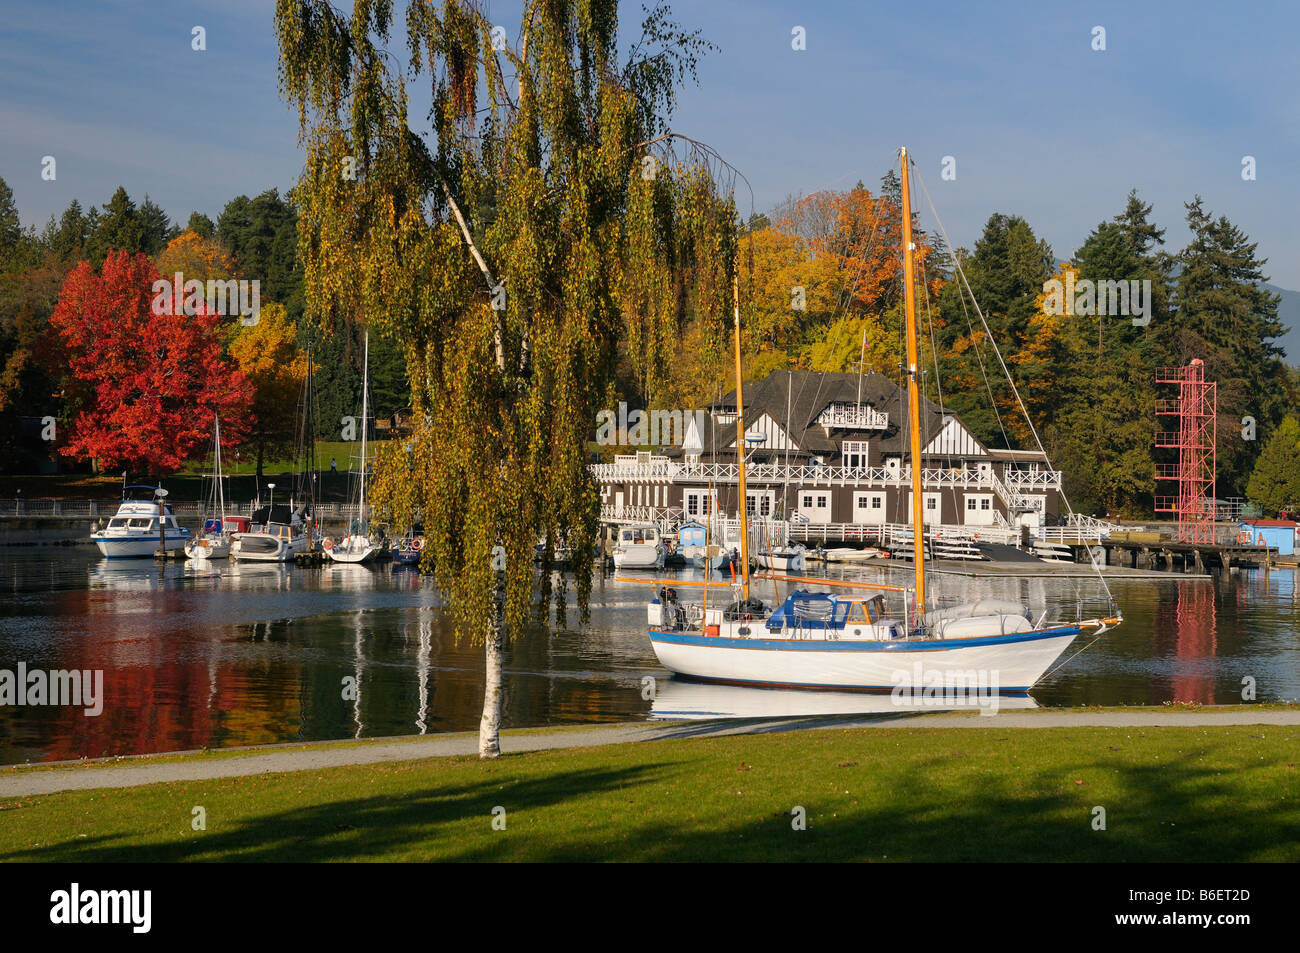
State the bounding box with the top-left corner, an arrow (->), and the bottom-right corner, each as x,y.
765,591 -> 848,631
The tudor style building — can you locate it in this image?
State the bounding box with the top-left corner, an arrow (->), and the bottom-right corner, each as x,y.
592,370 -> 1064,537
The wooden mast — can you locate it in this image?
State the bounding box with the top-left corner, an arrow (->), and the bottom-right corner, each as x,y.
900,147 -> 926,620
732,272 -> 751,602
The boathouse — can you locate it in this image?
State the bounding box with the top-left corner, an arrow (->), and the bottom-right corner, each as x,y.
592,370 -> 1066,537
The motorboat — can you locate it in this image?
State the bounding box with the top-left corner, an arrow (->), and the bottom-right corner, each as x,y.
91,486 -> 190,558
612,524 -> 665,570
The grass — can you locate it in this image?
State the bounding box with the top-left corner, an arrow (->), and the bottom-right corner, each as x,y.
2,724 -> 1296,861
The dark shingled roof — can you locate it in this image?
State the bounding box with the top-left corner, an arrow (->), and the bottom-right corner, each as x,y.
677,370 -> 985,460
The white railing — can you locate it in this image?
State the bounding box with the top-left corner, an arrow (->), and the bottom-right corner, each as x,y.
591,460 -> 1065,494
816,404 -> 889,430
1004,469 -> 1063,491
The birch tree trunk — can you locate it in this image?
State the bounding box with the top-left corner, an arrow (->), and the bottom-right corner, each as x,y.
479,612 -> 503,758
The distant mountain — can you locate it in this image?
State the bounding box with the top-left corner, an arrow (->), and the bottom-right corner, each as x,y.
1263,283 -> 1300,364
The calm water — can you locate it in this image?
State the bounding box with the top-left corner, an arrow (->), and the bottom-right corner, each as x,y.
1,533 -> 1298,763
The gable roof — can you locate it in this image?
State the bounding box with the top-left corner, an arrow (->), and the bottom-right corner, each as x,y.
686,370 -> 990,459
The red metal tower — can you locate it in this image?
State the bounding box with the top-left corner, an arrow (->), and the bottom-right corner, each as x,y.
1154,360 -> 1217,544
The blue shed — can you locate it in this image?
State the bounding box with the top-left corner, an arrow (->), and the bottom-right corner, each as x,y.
1239,520 -> 1297,555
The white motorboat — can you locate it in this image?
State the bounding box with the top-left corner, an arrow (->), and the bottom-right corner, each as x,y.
327,331 -> 378,564
753,544 -> 806,572
91,486 -> 191,558
612,524 -> 665,570
633,148 -> 1121,695
231,503 -> 311,562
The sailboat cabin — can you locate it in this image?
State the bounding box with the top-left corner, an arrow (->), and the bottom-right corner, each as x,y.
592,370 -> 1064,537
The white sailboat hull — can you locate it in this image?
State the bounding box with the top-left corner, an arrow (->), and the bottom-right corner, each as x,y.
185,536 -> 231,560
648,625 -> 1079,694
613,546 -> 665,570
326,536 -> 378,563
231,533 -> 307,562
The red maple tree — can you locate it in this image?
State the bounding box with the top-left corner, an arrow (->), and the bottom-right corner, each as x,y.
48,250 -> 254,475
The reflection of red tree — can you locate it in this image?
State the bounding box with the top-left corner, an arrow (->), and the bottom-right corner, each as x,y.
38,587 -> 301,762
1173,582 -> 1217,704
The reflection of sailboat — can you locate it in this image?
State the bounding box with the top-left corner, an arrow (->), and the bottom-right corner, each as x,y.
649,679 -> 1037,720
635,149 -> 1121,694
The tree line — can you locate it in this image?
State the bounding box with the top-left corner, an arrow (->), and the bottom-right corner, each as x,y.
0,179 -> 411,475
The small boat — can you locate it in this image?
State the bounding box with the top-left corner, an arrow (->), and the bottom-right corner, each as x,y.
394,536 -> 424,566
612,524 -> 666,570
91,485 -> 191,558
231,502 -> 312,562
811,546 -> 888,563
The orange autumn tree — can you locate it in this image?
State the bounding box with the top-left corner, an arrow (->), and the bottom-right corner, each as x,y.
156,229 -> 238,285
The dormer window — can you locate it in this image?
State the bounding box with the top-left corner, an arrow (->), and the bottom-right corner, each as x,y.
817,402 -> 889,431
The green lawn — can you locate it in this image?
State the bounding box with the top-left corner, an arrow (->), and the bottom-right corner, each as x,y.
2,725 -> 1296,862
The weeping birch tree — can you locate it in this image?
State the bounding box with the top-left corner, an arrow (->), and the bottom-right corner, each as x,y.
275,0 -> 738,756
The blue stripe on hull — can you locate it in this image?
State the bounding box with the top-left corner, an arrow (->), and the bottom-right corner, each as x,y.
649,625 -> 1080,652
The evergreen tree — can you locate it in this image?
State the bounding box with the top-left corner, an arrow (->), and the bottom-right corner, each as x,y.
49,199 -> 91,260
1246,416 -> 1300,514
138,195 -> 173,256
1161,196 -> 1285,492
85,187 -> 142,265
186,211 -> 215,240
935,214 -> 1055,446
216,189 -> 304,322
0,178 -> 21,268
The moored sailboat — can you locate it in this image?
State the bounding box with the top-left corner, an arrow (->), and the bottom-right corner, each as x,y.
186,415 -> 235,561
326,330 -> 378,564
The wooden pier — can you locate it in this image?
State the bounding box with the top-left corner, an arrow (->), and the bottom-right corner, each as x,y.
1088,539 -> 1276,573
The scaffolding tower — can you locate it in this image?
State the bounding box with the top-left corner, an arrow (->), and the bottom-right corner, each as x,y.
1154,360 -> 1217,544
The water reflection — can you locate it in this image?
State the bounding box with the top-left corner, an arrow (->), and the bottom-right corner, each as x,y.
0,541 -> 1297,763
650,679 -> 1038,720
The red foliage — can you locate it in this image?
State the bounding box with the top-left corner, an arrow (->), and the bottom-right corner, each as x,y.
48,250 -> 254,475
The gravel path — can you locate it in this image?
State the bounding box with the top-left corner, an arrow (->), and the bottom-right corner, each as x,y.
3,709 -> 1297,798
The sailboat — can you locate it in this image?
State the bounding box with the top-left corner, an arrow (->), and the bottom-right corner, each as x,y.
185,415 -> 241,561
326,330 -> 378,563
634,148 -> 1121,694
232,344 -> 319,562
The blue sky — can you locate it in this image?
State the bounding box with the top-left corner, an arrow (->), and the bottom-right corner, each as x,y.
3,0 -> 1298,286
